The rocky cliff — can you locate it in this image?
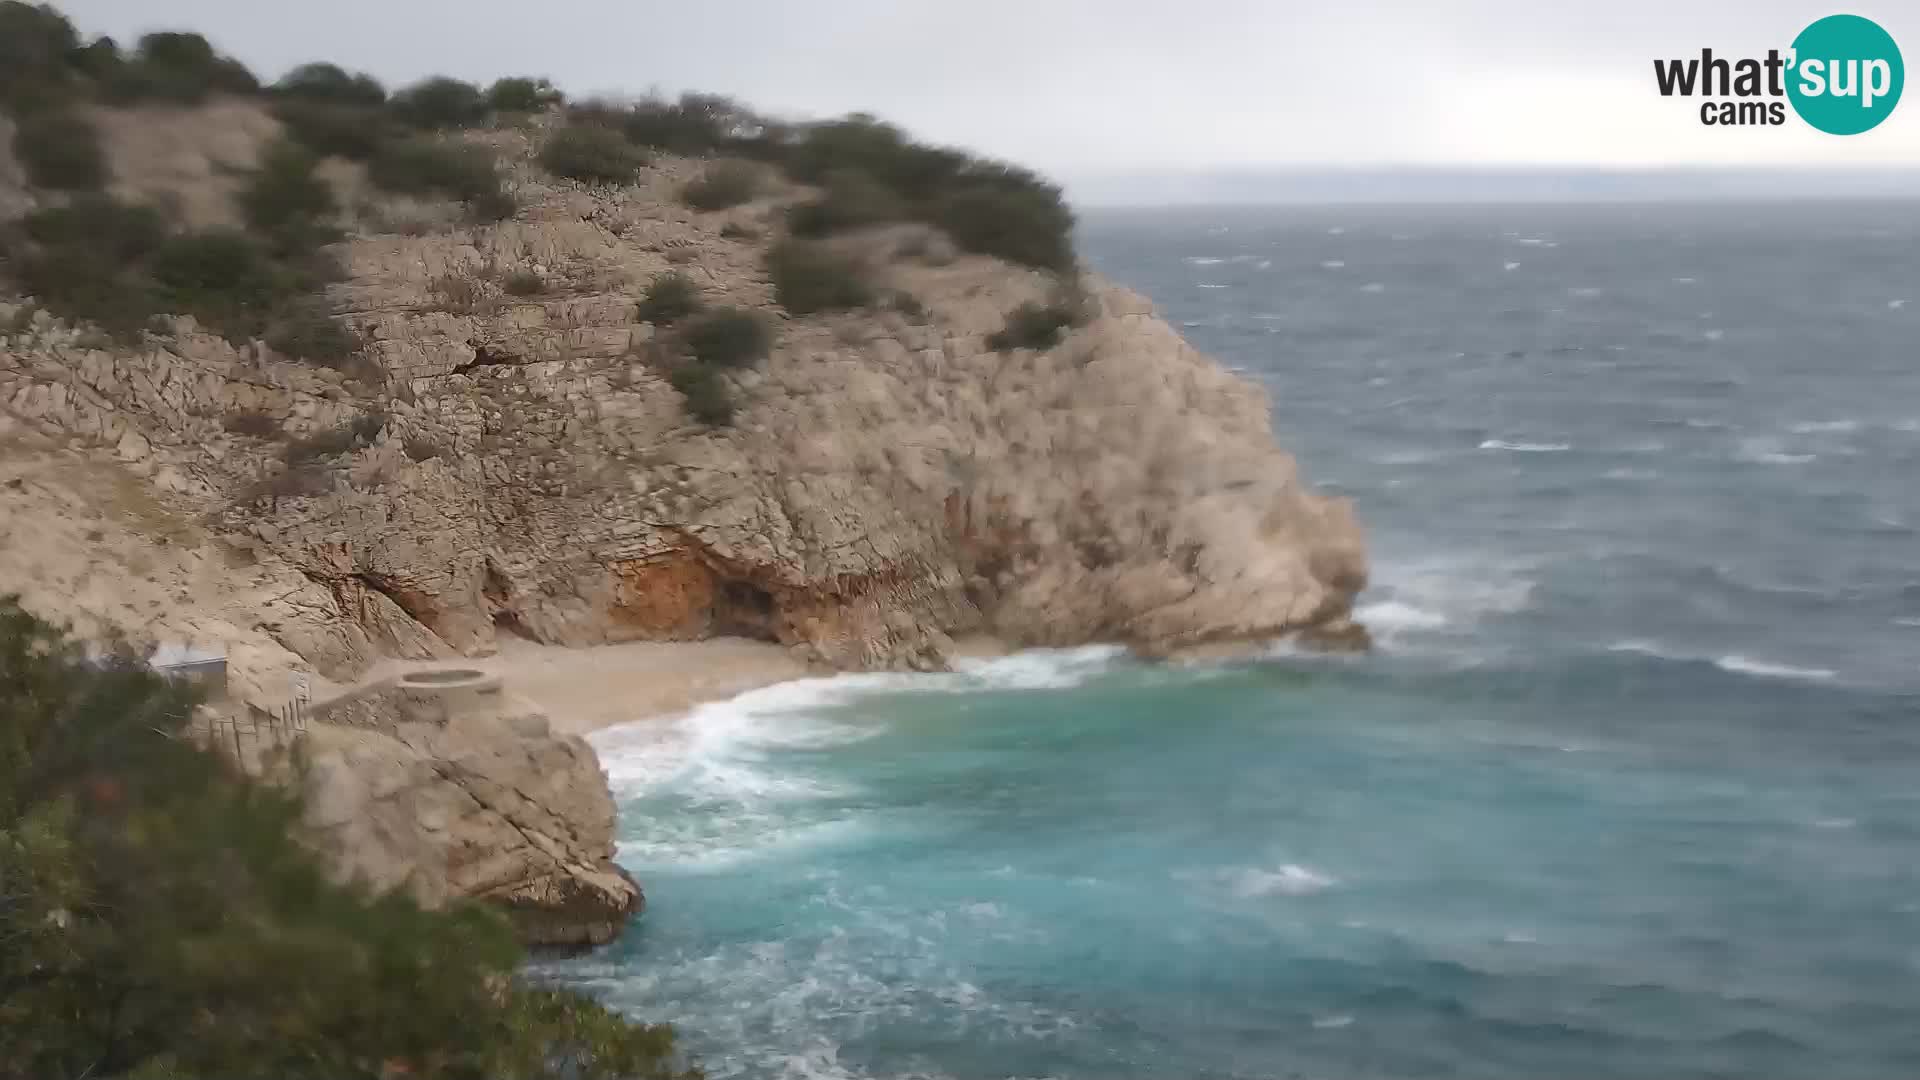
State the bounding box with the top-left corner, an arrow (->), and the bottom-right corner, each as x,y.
1,101 -> 1365,943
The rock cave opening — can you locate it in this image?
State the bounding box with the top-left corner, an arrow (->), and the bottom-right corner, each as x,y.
710,578 -> 780,642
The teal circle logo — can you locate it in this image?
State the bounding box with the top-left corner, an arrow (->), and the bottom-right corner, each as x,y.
1787,14 -> 1904,135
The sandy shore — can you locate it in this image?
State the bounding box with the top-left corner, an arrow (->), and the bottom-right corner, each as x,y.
464,637 -> 817,736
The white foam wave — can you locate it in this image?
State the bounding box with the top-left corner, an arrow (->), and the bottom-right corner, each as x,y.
1319,259 -> 1346,269
1702,329 -> 1724,342
1673,276 -> 1697,284
1891,299 -> 1908,310
1789,420 -> 1860,434
1479,439 -> 1571,452
1502,261 -> 1521,271
1197,283 -> 1229,288
1607,641 -> 1837,683
1312,1014 -> 1356,1029
1735,438 -> 1814,465
1714,655 -> 1837,682
1255,259 -> 1272,269
1230,863 -> 1338,898
1359,282 -> 1385,293
1810,817 -> 1857,830
1327,226 -> 1346,235
1895,617 -> 1920,628
1186,256 -> 1226,265
1355,600 -> 1448,632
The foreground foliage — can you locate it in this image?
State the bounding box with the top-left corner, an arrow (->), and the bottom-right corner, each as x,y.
0,600 -> 701,1080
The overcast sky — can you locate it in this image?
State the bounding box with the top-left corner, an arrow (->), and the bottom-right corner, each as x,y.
53,1 -> 1920,200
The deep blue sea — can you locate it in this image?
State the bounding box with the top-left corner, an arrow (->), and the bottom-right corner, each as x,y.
550,203 -> 1920,1079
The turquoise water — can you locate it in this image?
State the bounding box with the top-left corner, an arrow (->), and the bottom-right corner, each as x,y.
550,204 -> 1920,1079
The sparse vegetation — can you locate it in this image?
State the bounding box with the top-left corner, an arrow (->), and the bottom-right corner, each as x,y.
766,239 -> 872,315
786,168 -> 903,237
487,75 -> 562,114
149,229 -> 281,337
367,137 -> 514,220
221,409 -> 281,438
264,299 -> 357,367
97,31 -> 258,105
503,269 -> 545,297
427,273 -> 486,314
987,288 -> 1088,352
390,75 -> 487,130
239,139 -> 338,251
636,271 -> 701,326
681,160 -> 759,211
10,108 -> 106,190
404,435 -> 445,462
539,123 -> 647,185
613,93 -> 752,154
669,362 -> 734,426
682,307 -> 771,370
270,61 -> 386,106
271,99 -> 399,160
719,221 -> 759,242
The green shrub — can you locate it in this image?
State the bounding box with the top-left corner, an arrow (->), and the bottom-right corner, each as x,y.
391,75 -> 487,130
669,362 -> 734,426
222,409 -> 281,437
681,307 -> 770,369
20,195 -> 165,261
8,197 -> 167,337
368,137 -> 512,218
616,92 -> 747,153
403,435 -> 444,462
719,221 -> 759,242
103,31 -> 257,104
239,139 -> 338,251
150,229 -> 280,336
635,271 -> 701,326
539,124 -> 647,185
766,239 -> 872,315
0,0 -> 81,107
487,75 -> 562,113
885,289 -> 927,320
778,114 -> 1077,271
986,293 -> 1084,352
11,245 -> 158,337
931,170 -> 1076,272
11,108 -> 107,191
264,300 -> 357,367
272,100 -> 400,160
503,269 -> 544,296
681,160 -> 759,211
271,61 -> 386,106
0,601 -> 702,1079
786,168 -> 905,236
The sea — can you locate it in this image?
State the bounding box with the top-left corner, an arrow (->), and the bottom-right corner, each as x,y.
547,202 -> 1920,1080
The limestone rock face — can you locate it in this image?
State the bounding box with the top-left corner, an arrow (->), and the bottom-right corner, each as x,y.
300,685 -> 639,948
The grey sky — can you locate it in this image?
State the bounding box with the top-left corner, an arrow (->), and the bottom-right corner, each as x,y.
52,1 -> 1920,199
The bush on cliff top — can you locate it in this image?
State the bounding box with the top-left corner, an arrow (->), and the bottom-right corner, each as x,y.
681,159 -> 760,211
766,238 -> 873,316
368,136 -> 515,220
390,75 -> 488,130
540,123 -> 648,185
0,599 -> 702,1080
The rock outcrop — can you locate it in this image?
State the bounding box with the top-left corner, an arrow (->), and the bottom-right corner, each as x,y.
302,673 -> 639,948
